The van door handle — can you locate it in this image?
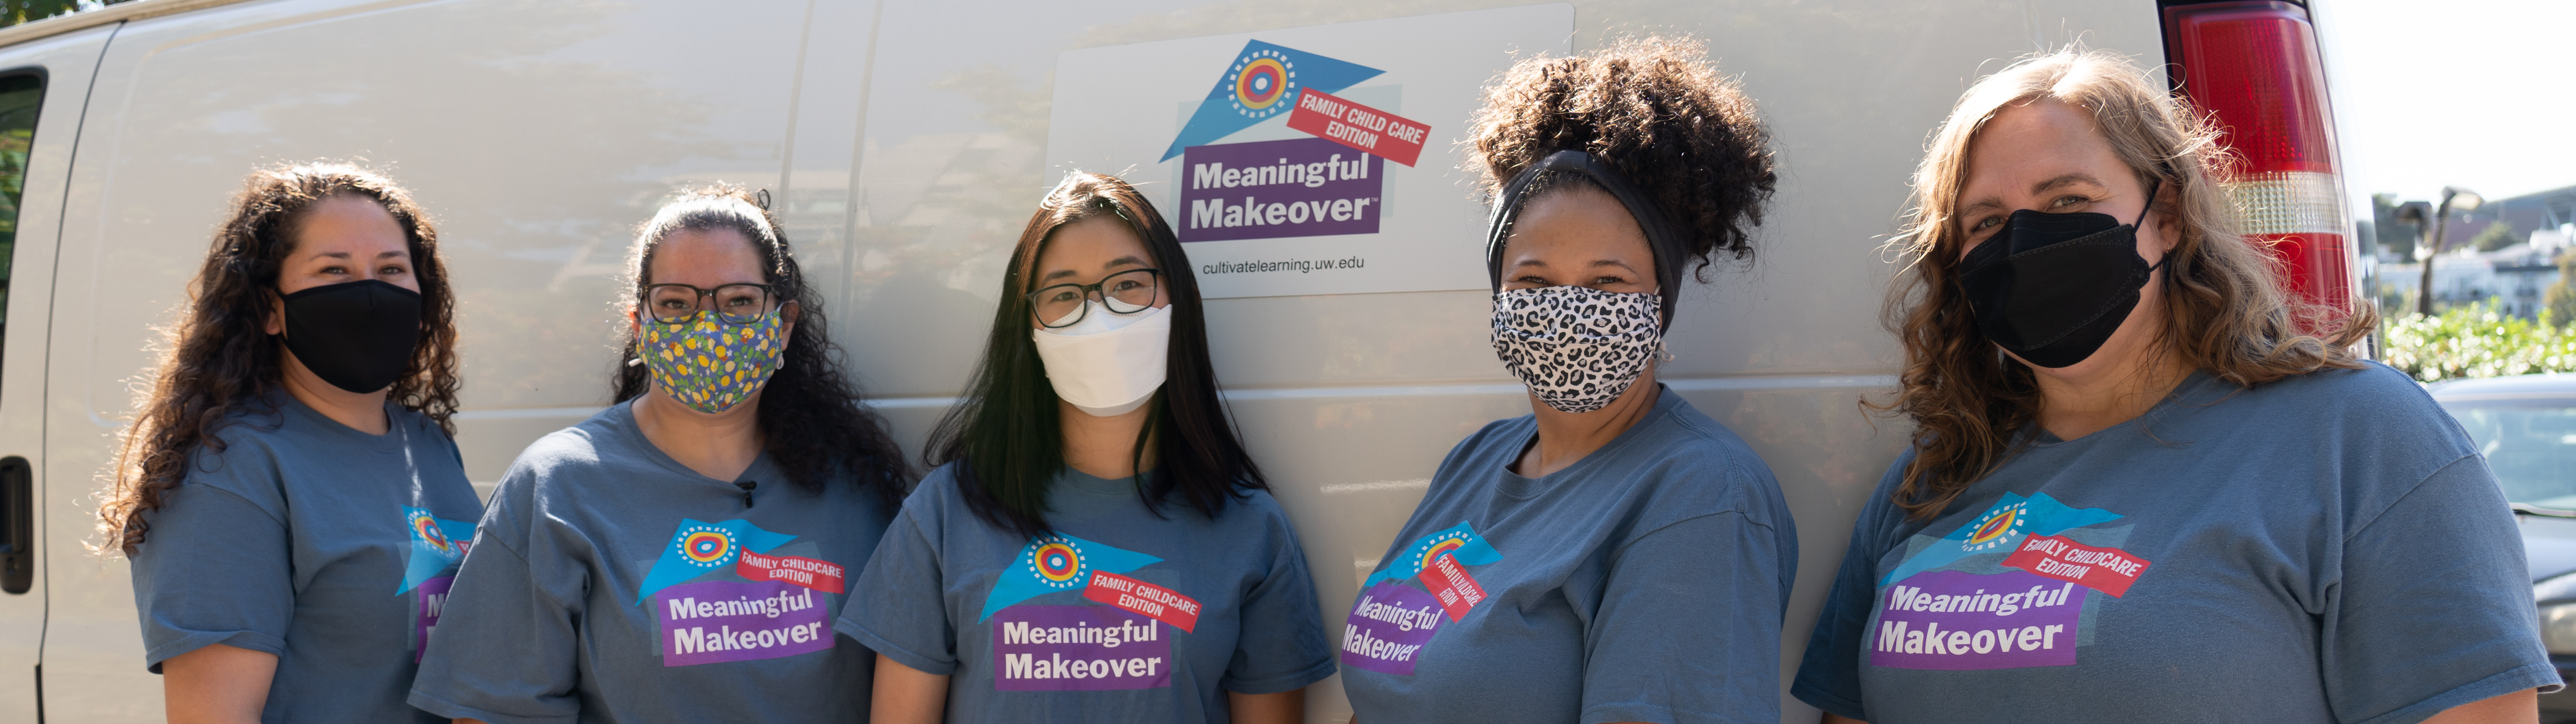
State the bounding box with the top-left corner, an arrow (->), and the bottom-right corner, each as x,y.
0,457 -> 29,594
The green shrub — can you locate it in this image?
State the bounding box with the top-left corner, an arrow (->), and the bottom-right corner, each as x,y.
2381,302 -> 2576,382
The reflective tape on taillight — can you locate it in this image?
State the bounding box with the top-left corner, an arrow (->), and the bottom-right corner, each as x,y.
2164,0 -> 2355,316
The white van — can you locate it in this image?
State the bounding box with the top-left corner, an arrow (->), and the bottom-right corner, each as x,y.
0,0 -> 2352,721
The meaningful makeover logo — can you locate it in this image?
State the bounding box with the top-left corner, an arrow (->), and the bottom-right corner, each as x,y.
1343,521 -> 1505,675
400,506 -> 475,663
1872,492 -> 2154,671
640,518 -> 843,667
1161,41 -> 1384,162
982,534 -> 1202,692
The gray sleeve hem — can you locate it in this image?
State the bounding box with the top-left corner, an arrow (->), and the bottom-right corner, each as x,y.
405,688 -> 577,724
1789,680 -> 1866,722
836,619 -> 956,677
2349,662 -> 2562,724
143,630 -> 285,674
1219,657 -> 1335,695
1581,701 -> 1762,724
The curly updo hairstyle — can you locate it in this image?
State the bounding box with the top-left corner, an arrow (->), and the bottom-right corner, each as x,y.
1465,35 -> 1777,279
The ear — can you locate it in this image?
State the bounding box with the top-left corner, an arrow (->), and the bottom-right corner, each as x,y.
264,289 -> 285,336
2147,183 -> 2183,255
779,300 -> 799,338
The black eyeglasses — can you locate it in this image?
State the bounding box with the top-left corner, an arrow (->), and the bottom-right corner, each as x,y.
641,283 -> 777,325
1026,268 -> 1160,329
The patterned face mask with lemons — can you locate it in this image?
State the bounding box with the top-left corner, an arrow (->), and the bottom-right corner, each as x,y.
638,310 -> 786,413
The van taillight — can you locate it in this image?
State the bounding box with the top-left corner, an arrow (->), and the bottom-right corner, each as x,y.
2162,0 -> 2353,318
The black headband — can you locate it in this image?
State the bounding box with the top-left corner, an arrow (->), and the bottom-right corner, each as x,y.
1483,150 -> 1688,327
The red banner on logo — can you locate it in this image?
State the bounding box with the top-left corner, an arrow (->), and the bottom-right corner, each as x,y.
734,551 -> 847,594
1285,89 -> 1430,167
1084,571 -> 1202,633
2001,534 -> 2152,597
1421,552 -> 1488,621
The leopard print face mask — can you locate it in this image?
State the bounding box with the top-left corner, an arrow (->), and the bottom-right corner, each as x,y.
1490,285 -> 1664,413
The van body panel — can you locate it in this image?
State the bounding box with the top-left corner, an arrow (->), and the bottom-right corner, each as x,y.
0,21 -> 114,720
4,0 -> 2168,721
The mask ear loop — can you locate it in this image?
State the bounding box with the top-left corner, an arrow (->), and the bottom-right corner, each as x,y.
2135,177 -> 2171,274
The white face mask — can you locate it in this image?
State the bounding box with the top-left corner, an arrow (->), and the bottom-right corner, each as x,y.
1030,300 -> 1172,416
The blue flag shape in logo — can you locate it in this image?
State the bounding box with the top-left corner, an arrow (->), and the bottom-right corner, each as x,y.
635,518 -> 798,604
1878,491 -> 2123,587
1160,40 -> 1385,161
978,533 -> 1164,621
1364,521 -> 1503,588
398,506 -> 476,594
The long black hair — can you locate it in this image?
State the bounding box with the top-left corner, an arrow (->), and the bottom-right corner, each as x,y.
926,172 -> 1264,540
611,184 -> 911,508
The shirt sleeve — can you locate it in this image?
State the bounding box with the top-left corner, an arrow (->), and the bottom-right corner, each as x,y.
406,499 -> 586,724
1789,459 -> 1905,722
1579,511 -> 1787,724
2324,454 -> 2561,724
838,506 -> 959,676
1220,513 -> 1336,694
130,481 -> 294,673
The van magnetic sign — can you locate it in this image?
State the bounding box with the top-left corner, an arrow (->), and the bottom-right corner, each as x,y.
1047,5 -> 1574,299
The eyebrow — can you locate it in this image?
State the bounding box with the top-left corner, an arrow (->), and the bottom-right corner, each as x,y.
1957,174 -> 2111,217
1509,258 -> 1641,275
1040,254 -> 1150,282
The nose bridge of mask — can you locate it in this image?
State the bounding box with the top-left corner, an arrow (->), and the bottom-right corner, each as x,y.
1045,299 -> 1157,335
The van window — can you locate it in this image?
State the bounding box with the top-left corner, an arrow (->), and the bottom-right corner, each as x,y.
0,73 -> 40,390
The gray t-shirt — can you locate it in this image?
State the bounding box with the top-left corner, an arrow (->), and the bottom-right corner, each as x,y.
131,393 -> 481,724
1340,385 -> 1799,724
1792,365 -> 2562,724
840,463 -> 1334,723
406,401 -> 893,724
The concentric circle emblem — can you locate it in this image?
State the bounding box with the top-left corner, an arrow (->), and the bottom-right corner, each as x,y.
410,511 -> 452,555
1029,537 -> 1087,589
1418,536 -> 1467,571
679,526 -> 736,567
1962,502 -> 2028,551
1228,51 -> 1297,117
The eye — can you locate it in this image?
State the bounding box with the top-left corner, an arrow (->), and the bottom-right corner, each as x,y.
2048,195 -> 2089,210
1110,279 -> 1142,293
1970,216 -> 2001,232
377,264 -> 408,276
1046,289 -> 1079,303
1592,275 -> 1626,286
318,264 -> 349,275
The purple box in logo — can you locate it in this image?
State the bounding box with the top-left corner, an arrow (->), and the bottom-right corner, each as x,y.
654,579 -> 833,667
1871,568 -> 2086,670
413,575 -> 453,663
1340,580 -> 1443,675
991,605 -> 1173,691
1177,136 -> 1383,242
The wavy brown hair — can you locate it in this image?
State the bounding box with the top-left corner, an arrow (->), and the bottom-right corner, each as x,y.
1464,35 -> 1776,278
100,162 -> 459,555
1875,49 -> 2371,519
610,184 -> 911,509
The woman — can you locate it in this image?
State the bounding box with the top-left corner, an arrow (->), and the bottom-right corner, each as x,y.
1791,49 -> 2556,724
1338,37 -> 1797,724
407,186 -> 911,723
104,162 -> 475,723
846,172 -> 1331,724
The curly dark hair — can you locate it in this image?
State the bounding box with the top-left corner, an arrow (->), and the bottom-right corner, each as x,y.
101,161 -> 460,556
1465,35 -> 1777,279
610,184 -> 911,508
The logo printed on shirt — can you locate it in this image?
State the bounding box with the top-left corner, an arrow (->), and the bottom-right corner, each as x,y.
398,507 -> 476,595
1340,580 -> 1443,675
1878,492 -> 2121,587
637,518 -> 798,603
992,605 -> 1174,691
414,574 -> 454,663
1362,521 -> 1502,588
979,533 -> 1166,622
1961,502 -> 2027,552
656,579 -> 833,666
1872,569 -> 2083,670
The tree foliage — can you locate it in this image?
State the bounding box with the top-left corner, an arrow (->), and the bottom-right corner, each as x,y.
2382,302 -> 2576,382
2470,220 -> 2521,252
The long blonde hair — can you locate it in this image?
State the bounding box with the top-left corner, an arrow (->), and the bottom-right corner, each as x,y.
1874,48 -> 2370,519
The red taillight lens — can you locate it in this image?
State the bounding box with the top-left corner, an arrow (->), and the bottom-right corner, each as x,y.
2164,0 -> 2354,318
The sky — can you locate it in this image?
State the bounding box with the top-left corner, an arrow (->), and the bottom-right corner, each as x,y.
2319,0 -> 2576,211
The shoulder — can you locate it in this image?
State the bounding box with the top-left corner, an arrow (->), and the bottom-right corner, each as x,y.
176,402 -> 295,500
1623,395 -> 1789,520
2207,361 -> 2475,466
890,462 -> 975,534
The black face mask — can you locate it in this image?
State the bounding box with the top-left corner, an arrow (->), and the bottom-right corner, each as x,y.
1956,186 -> 2164,369
278,279 -> 423,393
